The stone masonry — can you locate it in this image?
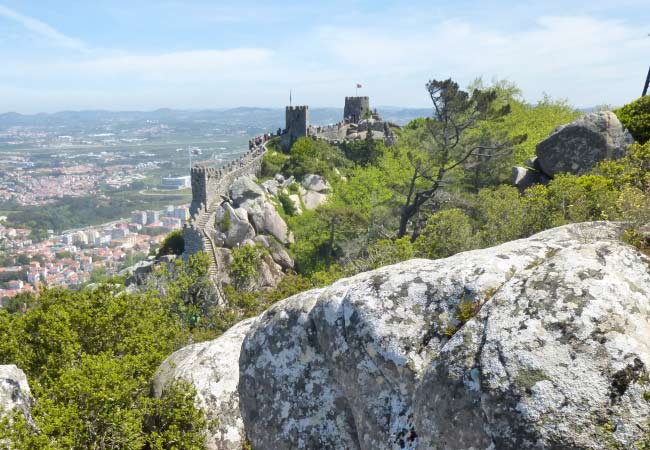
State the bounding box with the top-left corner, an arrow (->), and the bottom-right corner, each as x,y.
183,143 -> 268,290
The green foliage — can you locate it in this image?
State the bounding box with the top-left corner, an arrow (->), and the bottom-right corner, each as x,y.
283,138 -> 349,180
154,251 -> 217,331
229,244 -> 265,290
615,95 -> 650,144
340,136 -> 384,166
219,209 -> 232,232
261,150 -> 288,177
595,141 -> 650,192
157,229 -> 185,257
363,237 -> 415,270
278,193 -> 297,216
0,278 -> 206,449
415,209 -> 475,259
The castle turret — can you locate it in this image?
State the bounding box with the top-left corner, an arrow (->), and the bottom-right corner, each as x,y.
189,164 -> 220,216
344,96 -> 370,124
281,105 -> 309,151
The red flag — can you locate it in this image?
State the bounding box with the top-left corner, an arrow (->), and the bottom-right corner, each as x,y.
356,83 -> 363,88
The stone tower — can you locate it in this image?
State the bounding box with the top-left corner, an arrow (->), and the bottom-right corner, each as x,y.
281,105 -> 309,151
344,96 -> 370,124
189,164 -> 220,216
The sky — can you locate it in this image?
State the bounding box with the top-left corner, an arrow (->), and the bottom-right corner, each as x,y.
0,0 -> 649,113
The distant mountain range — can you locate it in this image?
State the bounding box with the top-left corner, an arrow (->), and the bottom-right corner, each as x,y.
0,107 -> 431,129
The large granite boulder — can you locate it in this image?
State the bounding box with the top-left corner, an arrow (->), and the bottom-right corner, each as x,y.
0,365 -> 35,427
261,179 -> 279,197
253,235 -> 294,270
214,203 -> 255,248
261,202 -> 290,244
239,222 -> 650,450
302,174 -> 331,193
153,318 -> 256,450
230,177 -> 264,206
536,111 -> 634,177
302,190 -> 328,210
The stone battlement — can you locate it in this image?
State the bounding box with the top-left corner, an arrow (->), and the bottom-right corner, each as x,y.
286,105 -> 308,111
345,96 -> 369,100
189,146 -> 267,216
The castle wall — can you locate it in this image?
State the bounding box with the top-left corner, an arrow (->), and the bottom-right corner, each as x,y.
344,96 -> 370,124
184,149 -> 265,259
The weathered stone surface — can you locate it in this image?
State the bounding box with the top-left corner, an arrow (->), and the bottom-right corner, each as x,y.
258,254 -> 284,288
536,111 -> 634,177
512,166 -> 550,192
302,174 -> 331,193
0,365 -> 35,427
261,179 -> 279,197
239,198 -> 266,232
302,190 -> 328,210
239,222 -> 650,450
153,318 -> 256,450
229,177 -> 264,206
261,202 -> 289,244
214,203 -> 255,248
214,247 -> 232,285
254,235 -> 294,270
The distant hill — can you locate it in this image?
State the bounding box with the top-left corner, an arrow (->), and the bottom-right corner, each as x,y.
0,107 -> 431,130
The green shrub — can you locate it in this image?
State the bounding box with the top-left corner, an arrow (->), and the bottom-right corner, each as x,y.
415,209 -> 475,259
261,150 -> 288,177
283,137 -> 349,180
279,193 -> 297,216
615,96 -> 650,144
157,229 -> 185,256
219,209 -> 231,232
229,244 -> 265,290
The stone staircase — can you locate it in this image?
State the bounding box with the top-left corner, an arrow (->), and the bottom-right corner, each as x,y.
196,206 -> 219,277
185,141 -> 269,304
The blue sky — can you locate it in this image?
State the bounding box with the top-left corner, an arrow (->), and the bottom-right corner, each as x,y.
1,0 -> 649,113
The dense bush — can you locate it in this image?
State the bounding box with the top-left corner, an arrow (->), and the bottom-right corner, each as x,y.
615,95 -> 650,144
282,137 -> 350,180
229,244 -> 266,290
0,262 -> 209,448
157,229 -> 184,256
261,149 -> 288,178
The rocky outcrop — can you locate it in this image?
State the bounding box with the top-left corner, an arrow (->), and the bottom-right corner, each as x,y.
0,365 -> 35,427
238,222 -> 650,450
512,166 -> 550,192
122,255 -> 178,287
230,177 -> 265,205
214,203 -> 256,248
300,173 -> 330,210
153,318 -> 256,450
536,111 -> 633,177
513,112 -> 634,191
253,235 -> 294,270
302,174 -> 331,193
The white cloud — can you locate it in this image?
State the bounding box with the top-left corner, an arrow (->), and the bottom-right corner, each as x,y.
45,48 -> 276,82
319,15 -> 650,107
0,4 -> 87,51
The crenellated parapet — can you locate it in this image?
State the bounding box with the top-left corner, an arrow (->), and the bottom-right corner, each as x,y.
281,105 -> 309,151
344,96 -> 370,124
